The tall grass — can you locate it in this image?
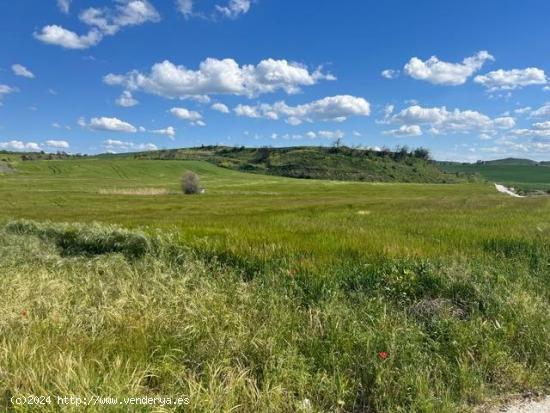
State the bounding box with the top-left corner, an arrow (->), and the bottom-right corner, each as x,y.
1,221 -> 548,412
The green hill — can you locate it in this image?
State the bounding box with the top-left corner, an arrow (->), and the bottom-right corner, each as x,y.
118,145 -> 463,184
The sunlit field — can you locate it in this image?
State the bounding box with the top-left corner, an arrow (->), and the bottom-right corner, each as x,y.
1,158 -> 549,412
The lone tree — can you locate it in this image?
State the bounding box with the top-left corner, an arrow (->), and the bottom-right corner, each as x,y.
181,171 -> 202,195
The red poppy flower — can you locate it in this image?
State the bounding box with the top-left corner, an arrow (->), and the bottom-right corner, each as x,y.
378,351 -> 388,360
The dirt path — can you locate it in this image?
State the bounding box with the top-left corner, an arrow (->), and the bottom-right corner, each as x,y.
496,396 -> 550,413
495,184 -> 525,198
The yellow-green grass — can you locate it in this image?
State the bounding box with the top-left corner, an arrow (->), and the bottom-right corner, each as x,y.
1,158 -> 549,412
1,158 -> 549,264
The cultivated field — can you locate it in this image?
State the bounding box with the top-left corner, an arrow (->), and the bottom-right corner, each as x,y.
1,158 -> 549,412
439,163 -> 550,194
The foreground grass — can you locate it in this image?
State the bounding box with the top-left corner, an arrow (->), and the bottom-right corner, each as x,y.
1,221 -> 549,412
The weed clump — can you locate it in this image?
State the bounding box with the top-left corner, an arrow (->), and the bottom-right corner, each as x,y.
5,220 -> 150,259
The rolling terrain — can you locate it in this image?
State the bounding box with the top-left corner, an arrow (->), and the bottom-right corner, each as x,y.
104,145 -> 465,183
1,156 -> 549,412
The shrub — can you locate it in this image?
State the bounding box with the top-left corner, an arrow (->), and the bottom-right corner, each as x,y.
181,171 -> 202,194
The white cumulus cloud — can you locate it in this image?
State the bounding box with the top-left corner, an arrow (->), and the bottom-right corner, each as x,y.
45,140 -> 70,149
12,64 -> 35,79
234,95 -> 371,125
34,25 -> 103,49
103,58 -> 335,99
0,140 -> 41,152
530,104 -> 550,118
116,91 -> 139,107
102,139 -> 157,153
211,102 -> 230,113
151,126 -> 176,139
474,68 -> 547,91
79,0 -> 161,35
216,0 -> 251,19
317,130 -> 345,139
170,107 -> 203,123
388,104 -> 515,136
404,51 -> 494,86
381,69 -> 399,79
82,116 -> 138,133
384,124 -> 423,137
178,0 -> 253,19
36,1 -> 160,49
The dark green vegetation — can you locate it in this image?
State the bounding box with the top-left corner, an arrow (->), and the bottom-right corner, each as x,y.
440,159 -> 550,194
1,156 -> 549,412
126,145 -> 464,183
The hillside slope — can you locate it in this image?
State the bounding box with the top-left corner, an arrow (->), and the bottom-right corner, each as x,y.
126,146 -> 464,183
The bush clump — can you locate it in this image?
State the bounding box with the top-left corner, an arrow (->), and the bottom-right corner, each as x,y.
181,171 -> 202,195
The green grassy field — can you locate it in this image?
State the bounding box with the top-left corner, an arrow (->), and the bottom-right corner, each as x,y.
439,162 -> 550,194
1,158 -> 549,412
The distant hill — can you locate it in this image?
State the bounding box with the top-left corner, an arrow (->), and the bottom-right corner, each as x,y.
477,158 -> 539,166
117,146 -> 465,184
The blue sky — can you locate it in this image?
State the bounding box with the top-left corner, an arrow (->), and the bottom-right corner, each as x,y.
1,0 -> 550,161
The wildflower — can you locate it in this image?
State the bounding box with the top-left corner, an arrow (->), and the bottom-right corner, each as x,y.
21,309 -> 28,317
378,351 -> 388,360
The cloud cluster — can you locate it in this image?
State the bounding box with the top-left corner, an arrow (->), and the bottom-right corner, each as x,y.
384,124 -> 423,137
511,118 -> 550,138
269,129 -> 345,141
104,58 -> 335,99
34,25 -> 102,50
530,104 -> 550,118
151,126 -> 176,139
80,116 -> 138,133
0,140 -> 70,152
381,69 -> 399,79
481,135 -> 550,157
116,91 -> 139,107
216,0 -> 251,19
170,107 -> 205,126
177,0 -> 253,20
12,64 -> 35,79
102,139 -> 157,152
404,51 -> 494,86
35,0 -> 160,49
0,140 -> 41,152
386,104 -> 515,137
45,140 -> 70,149
474,68 -> 547,91
211,102 -> 230,113
234,95 -> 371,125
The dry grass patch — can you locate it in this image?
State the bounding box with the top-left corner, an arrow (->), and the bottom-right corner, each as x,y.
99,188 -> 172,196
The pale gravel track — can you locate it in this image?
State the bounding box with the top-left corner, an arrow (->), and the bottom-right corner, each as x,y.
495,397 -> 550,413
495,183 -> 525,198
